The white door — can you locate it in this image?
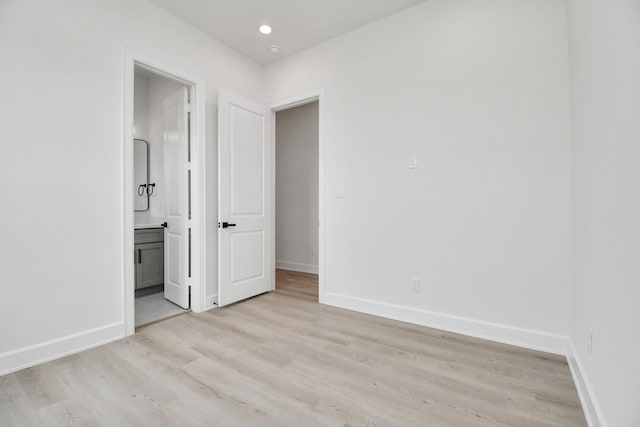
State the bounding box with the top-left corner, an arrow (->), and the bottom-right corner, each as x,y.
218,89 -> 272,307
163,87 -> 190,309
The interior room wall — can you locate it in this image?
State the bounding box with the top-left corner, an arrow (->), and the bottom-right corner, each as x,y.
0,0 -> 264,375
567,0 -> 640,425
133,74 -> 150,141
275,102 -> 320,274
266,0 -> 572,353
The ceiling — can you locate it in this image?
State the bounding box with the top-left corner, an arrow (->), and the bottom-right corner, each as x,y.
147,0 -> 428,65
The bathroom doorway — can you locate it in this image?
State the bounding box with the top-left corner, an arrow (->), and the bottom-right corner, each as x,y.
132,66 -> 190,326
123,52 -> 206,335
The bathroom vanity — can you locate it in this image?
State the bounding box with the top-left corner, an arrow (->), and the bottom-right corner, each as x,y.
134,227 -> 164,289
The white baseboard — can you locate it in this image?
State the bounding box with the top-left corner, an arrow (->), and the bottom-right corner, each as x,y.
0,322 -> 124,376
567,341 -> 607,427
276,260 -> 318,274
322,292 -> 568,355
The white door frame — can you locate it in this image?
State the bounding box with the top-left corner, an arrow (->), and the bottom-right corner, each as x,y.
270,89 -> 325,302
122,50 -> 207,336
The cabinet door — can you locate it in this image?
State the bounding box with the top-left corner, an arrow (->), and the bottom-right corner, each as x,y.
136,242 -> 164,289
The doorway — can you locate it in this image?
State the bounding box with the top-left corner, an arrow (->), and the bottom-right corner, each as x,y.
123,52 -> 206,335
132,66 -> 190,326
274,101 -> 320,301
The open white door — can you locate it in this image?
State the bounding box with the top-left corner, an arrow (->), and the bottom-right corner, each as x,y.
163,87 -> 190,309
218,89 -> 272,307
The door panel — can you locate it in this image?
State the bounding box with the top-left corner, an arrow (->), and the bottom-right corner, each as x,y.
230,106 -> 264,215
166,233 -> 182,285
218,90 -> 271,307
163,87 -> 190,309
165,140 -> 183,216
231,231 -> 264,283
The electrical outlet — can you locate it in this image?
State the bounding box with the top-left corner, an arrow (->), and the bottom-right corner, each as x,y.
586,328 -> 593,353
409,154 -> 418,169
410,278 -> 420,293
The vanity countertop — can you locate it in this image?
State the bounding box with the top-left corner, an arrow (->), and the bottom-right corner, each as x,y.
134,223 -> 164,230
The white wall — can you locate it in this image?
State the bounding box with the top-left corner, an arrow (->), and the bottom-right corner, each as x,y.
567,0 -> 640,426
276,102 -> 319,274
266,0 -> 572,353
133,74 -> 150,141
0,0 -> 264,374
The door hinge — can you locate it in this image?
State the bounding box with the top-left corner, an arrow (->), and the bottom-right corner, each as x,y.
187,110 -> 191,163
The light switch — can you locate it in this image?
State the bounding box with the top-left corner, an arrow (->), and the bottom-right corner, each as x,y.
336,185 -> 347,198
409,155 -> 418,169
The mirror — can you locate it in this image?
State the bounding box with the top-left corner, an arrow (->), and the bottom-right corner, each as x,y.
134,139 -> 149,211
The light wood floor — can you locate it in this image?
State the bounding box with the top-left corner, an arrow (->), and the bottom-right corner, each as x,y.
1,270 -> 586,426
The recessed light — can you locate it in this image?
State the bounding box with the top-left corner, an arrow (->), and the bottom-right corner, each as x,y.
259,25 -> 272,35
270,45 -> 281,55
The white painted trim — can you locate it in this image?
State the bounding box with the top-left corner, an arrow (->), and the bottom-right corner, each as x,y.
276,261 -> 319,275
270,105 -> 277,292
323,292 -> 568,355
270,90 -> 320,112
270,89 -> 326,300
567,340 -> 607,427
189,67 -> 207,316
123,49 -> 207,338
123,51 -> 136,338
0,322 -> 123,376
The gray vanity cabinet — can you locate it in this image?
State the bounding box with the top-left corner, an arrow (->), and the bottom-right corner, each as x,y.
134,228 -> 164,290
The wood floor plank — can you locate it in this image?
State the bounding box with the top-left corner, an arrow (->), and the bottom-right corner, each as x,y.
38,398 -> 104,427
0,375 -> 43,427
14,364 -> 72,410
0,269 -> 587,426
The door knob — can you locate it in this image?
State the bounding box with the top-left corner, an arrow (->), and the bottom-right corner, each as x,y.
219,221 -> 236,228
